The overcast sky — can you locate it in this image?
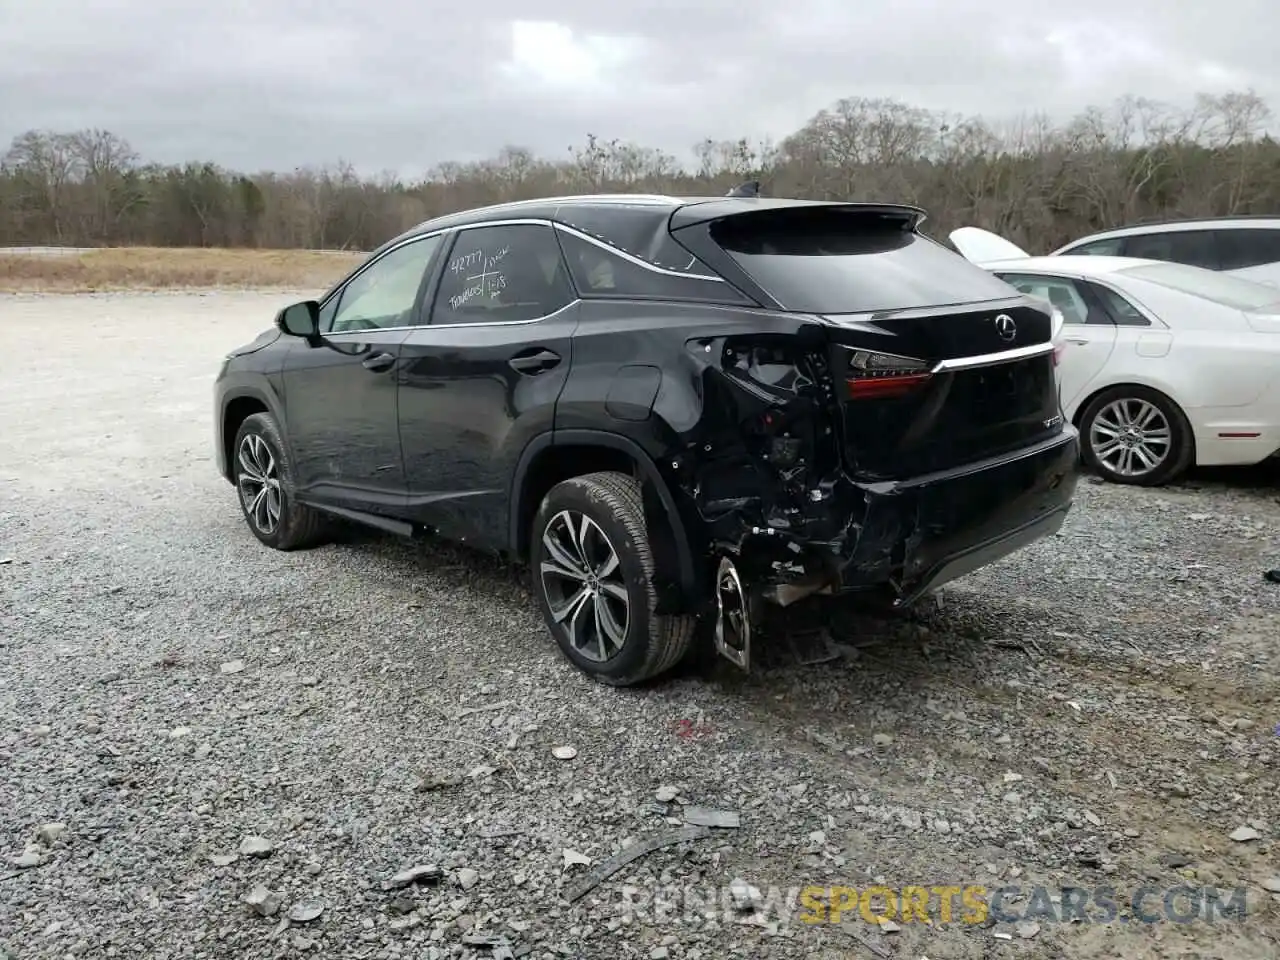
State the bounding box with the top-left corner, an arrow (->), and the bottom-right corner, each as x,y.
1,0 -> 1275,176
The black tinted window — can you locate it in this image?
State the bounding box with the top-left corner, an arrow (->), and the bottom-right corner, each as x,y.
709,208 -> 1017,313
556,229 -> 749,303
1123,230 -> 1220,269
1217,228 -> 1280,270
430,224 -> 573,325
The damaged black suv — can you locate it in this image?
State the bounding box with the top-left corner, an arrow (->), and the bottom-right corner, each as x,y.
214,192 -> 1079,685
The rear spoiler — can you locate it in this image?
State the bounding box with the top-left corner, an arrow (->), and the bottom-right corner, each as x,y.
670,199 -> 927,232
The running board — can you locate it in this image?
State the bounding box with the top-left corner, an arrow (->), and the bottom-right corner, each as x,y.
305,501 -> 416,538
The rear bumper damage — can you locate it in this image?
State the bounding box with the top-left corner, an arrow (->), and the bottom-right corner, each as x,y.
706,428 -> 1080,669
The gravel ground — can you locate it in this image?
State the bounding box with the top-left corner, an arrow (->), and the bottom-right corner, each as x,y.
2,291 -> 1279,960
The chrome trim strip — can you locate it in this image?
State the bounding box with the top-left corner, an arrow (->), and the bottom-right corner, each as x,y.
930,341 -> 1055,373
321,298 -> 582,336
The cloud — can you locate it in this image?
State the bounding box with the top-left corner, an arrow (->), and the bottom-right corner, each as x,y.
0,0 -> 1274,176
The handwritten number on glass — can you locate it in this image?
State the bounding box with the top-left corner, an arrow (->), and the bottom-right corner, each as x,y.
446,245 -> 511,311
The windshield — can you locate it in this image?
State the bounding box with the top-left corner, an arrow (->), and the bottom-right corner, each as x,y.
710,208 -> 1018,313
1118,262 -> 1280,312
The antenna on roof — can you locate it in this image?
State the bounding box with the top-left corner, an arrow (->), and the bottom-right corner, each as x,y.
726,180 -> 760,198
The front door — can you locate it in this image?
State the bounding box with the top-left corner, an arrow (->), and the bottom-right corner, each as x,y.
282,233 -> 445,513
397,222 -> 579,549
992,270 -> 1118,414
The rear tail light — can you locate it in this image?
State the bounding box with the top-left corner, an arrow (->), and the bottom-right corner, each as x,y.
846,350 -> 932,400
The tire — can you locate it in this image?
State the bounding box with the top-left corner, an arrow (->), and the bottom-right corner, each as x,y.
1078,385 -> 1194,487
530,471 -> 697,686
231,412 -> 332,550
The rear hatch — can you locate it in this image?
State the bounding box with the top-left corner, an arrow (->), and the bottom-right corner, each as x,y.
702,206 -> 1063,479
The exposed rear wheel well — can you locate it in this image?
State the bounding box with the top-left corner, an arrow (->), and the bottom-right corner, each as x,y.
515,445 -> 639,560
514,441 -> 698,613
223,396 -> 269,479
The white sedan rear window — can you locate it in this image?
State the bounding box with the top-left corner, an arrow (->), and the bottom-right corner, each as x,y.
1119,262 -> 1280,311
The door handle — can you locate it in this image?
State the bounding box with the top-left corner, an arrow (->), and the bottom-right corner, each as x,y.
362,352 -> 397,372
509,348 -> 561,374
1063,337 -> 1089,345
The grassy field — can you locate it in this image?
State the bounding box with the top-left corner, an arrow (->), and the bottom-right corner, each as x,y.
0,247 -> 367,292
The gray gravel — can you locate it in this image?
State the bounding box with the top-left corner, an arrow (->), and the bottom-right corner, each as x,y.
2,290 -> 1279,960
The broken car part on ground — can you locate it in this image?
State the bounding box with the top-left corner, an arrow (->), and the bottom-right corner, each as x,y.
214,189 -> 1080,685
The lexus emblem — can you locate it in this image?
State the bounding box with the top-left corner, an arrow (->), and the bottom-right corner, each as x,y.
993,313 -> 1017,342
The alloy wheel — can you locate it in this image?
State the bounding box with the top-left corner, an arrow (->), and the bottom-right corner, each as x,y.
538,510 -> 630,662
237,433 -> 283,535
1089,397 -> 1172,478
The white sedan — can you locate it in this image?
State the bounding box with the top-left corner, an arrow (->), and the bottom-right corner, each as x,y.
950,227 -> 1280,486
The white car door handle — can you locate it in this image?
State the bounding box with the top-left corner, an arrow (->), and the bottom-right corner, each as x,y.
1063,337 -> 1089,345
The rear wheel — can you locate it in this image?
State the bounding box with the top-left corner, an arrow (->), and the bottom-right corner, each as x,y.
530,471 -> 697,686
232,412 -> 332,550
1079,385 -> 1193,486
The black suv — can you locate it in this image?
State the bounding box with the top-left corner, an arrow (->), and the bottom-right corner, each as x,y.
214,193 -> 1079,685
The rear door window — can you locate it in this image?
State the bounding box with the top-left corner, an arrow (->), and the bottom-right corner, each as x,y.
708,207 -> 1017,313
992,272 -> 1110,325
1122,230 -> 1222,270
429,224 -> 574,325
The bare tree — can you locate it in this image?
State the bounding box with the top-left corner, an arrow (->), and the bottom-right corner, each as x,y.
2,89 -> 1278,250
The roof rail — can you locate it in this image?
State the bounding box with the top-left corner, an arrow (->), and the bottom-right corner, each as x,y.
491,194 -> 680,207
1105,213 -> 1280,231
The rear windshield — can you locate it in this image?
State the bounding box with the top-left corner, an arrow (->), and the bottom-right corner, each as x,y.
708,207 -> 1019,313
1118,262 -> 1280,312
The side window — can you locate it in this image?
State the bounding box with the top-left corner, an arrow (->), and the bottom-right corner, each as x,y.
430,224 -> 573,325
988,273 -> 1111,327
1087,282 -> 1151,326
556,228 -> 750,304
1217,228 -> 1280,270
1066,237 -> 1124,256
994,272 -> 1109,325
1122,230 -> 1220,270
326,235 -> 443,332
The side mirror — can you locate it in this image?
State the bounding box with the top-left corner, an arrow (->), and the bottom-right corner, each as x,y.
275,301 -> 320,338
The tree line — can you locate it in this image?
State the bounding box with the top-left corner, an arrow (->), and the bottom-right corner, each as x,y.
1,89 -> 1276,254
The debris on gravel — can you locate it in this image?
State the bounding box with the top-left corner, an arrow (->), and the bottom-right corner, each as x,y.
238,835 -> 275,858
382,864 -> 444,890
286,899 -> 325,923
242,884 -> 282,917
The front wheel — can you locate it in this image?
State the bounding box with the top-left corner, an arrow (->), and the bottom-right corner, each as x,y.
530,471 -> 697,686
1079,385 -> 1194,486
232,412 -> 332,550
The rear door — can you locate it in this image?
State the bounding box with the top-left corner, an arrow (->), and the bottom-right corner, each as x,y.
396,221 -> 579,549
692,205 -> 1065,480
992,271 -> 1118,414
